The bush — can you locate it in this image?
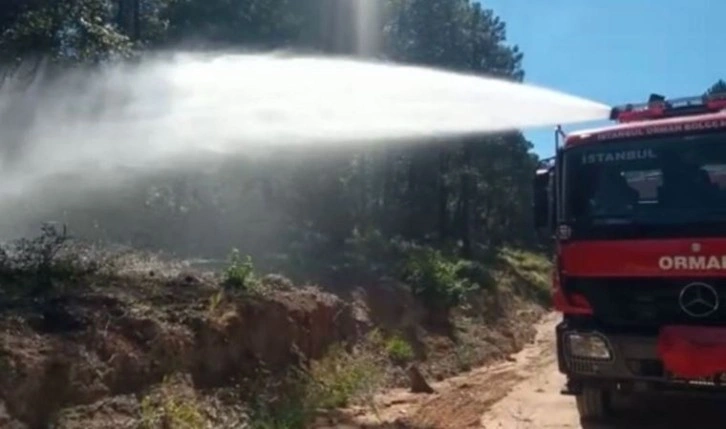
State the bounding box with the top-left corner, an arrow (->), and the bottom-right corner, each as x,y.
139,375 -> 207,429
399,247 -> 478,310
455,260 -> 496,291
246,366 -> 312,429
385,335 -> 414,365
247,344 -> 385,429
0,223 -> 103,298
497,248 -> 552,305
307,344 -> 384,409
222,248 -> 259,292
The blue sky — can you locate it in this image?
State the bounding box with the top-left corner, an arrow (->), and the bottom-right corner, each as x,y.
482,1 -> 725,157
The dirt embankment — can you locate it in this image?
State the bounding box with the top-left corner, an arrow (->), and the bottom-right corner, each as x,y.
315,313 -> 561,429
324,313 -> 726,429
0,250 -> 549,429
0,276 -> 357,428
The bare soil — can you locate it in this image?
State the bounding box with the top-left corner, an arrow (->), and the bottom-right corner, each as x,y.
0,262 -> 546,428
0,271 -> 360,428
322,313 -> 726,429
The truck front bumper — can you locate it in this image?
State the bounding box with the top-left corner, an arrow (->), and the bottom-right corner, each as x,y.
556,319 -> 726,395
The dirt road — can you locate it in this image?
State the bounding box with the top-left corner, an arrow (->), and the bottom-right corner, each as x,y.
323,313 -> 726,429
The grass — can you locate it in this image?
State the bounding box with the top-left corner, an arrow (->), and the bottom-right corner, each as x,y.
496,248 -> 552,305
248,337 -> 387,429
309,344 -> 384,409
139,376 -> 207,429
207,289 -> 225,314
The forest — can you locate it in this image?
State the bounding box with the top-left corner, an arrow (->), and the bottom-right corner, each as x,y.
0,0 -> 543,289
0,6 -> 553,427
4,3 -> 726,428
3,1 -> 725,283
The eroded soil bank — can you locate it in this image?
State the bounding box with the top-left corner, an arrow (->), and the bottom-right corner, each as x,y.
0,250 -> 549,428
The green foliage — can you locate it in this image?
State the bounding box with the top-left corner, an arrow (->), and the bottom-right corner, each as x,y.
0,0 -> 134,66
455,260 -> 496,291
207,289 -> 225,314
384,334 -> 415,365
163,0 -> 302,46
249,402 -> 309,429
307,344 -> 383,409
497,248 -> 552,305
1,0 -> 544,290
222,248 -> 258,292
140,394 -> 206,429
399,247 -> 479,309
384,0 -> 524,79
139,376 -> 207,429
247,344 -> 385,429
246,370 -> 313,429
707,80 -> 726,96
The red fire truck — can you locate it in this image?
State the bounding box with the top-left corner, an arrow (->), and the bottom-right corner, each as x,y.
533,92 -> 726,420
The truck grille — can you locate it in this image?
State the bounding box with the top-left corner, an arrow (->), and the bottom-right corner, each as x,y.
567,277 -> 726,326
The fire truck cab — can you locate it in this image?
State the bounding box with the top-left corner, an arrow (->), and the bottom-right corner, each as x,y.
533,92 -> 726,421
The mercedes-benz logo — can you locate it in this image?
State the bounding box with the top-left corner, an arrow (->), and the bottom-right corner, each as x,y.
679,282 -> 720,318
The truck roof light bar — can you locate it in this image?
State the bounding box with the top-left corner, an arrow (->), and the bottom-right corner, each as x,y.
536,157 -> 555,175
609,92 -> 726,123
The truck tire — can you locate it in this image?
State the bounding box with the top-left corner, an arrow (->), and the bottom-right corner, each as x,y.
575,387 -> 612,421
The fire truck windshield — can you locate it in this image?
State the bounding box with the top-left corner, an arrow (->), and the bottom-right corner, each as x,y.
564,132 -> 726,238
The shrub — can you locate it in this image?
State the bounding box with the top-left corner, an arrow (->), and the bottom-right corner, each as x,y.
455,260 -> 496,291
497,248 -> 552,305
247,344 -> 385,429
308,344 -> 384,409
399,247 -> 478,310
385,335 -> 414,365
139,376 -> 206,429
0,223 -> 103,298
246,367 -> 313,429
222,248 -> 259,292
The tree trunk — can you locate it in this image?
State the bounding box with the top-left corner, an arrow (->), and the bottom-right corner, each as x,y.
460,141 -> 473,258
133,0 -> 141,40
117,0 -> 126,30
407,153 -> 418,238
437,147 -> 449,242
382,148 -> 393,212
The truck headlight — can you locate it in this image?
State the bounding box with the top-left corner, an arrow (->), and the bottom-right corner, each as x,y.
566,332 -> 612,360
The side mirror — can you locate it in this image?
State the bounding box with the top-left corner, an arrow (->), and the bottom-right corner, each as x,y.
533,168 -> 553,231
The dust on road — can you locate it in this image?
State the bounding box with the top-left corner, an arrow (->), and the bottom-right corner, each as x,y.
321,313 -> 726,429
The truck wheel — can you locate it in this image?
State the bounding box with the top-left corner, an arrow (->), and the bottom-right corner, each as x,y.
575,387 -> 612,421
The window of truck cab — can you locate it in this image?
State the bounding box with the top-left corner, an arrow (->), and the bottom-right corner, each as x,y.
563,132 -> 726,232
